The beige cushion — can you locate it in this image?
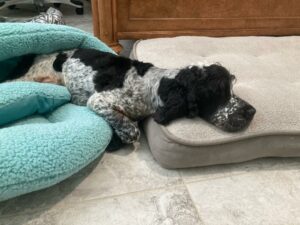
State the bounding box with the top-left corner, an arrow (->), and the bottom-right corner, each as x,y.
131,36 -> 300,168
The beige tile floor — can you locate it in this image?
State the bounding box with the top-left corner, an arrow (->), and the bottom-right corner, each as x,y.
0,133 -> 300,225
1,2 -> 300,225
0,1 -> 93,33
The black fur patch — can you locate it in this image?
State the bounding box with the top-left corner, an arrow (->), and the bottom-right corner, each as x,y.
105,130 -> 126,152
154,64 -> 232,125
154,77 -> 188,125
53,53 -> 68,72
175,65 -> 232,117
72,49 -> 153,92
72,49 -> 131,91
7,54 -> 36,80
132,60 -> 153,76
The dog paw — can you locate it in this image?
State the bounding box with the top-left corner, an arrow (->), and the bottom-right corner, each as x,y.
116,125 -> 140,144
106,131 -> 126,152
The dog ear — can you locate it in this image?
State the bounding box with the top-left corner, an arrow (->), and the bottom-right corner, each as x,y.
153,106 -> 168,125
175,66 -> 206,87
154,77 -> 187,125
175,67 -> 208,118
204,65 -> 232,104
153,102 -> 186,125
185,91 -> 199,118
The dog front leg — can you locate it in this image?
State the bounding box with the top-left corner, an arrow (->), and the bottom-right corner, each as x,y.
87,92 -> 141,146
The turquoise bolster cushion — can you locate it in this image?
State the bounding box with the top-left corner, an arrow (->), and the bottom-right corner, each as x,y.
0,81 -> 112,202
0,23 -> 115,80
0,23 -> 113,201
0,82 -> 71,126
0,82 -> 112,201
0,104 -> 112,201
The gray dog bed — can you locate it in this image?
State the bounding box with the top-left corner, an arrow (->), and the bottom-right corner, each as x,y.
131,36 -> 300,168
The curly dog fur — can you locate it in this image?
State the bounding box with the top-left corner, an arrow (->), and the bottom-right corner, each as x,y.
6,48 -> 251,151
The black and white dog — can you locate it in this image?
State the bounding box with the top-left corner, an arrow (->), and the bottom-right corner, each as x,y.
7,49 -> 255,151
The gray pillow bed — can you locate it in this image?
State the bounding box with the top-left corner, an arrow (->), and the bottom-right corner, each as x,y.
131,36 -> 300,168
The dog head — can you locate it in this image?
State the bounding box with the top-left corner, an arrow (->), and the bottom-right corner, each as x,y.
154,64 -> 234,125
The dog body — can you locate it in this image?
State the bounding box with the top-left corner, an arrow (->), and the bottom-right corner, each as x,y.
8,48 -> 237,150
63,54 -> 180,119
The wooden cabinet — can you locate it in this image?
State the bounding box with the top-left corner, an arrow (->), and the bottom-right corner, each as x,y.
92,0 -> 300,53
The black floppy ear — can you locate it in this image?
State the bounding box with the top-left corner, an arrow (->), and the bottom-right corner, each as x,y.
153,107 -> 168,125
204,64 -> 232,95
175,66 -> 206,87
153,77 -> 187,125
175,67 -> 207,118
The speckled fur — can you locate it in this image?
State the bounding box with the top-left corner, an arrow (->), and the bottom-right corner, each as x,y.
206,94 -> 256,132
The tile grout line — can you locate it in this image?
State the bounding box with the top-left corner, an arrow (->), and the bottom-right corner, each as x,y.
0,165 -> 252,219
179,171 -> 206,225
181,171 -> 249,185
75,168 -> 240,203
70,166 -> 186,203
0,183 -> 186,219
81,182 -> 185,203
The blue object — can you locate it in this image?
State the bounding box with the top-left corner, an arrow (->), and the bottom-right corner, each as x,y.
0,104 -> 112,201
0,23 -> 113,201
0,82 -> 71,126
0,23 -> 114,80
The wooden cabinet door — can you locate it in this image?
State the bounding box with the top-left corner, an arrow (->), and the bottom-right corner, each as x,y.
92,0 -> 300,52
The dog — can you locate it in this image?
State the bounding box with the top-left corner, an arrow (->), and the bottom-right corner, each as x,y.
6,48 -> 253,151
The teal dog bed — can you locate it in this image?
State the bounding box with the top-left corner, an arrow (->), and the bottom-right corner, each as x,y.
0,23 -> 114,80
0,23 -> 113,201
